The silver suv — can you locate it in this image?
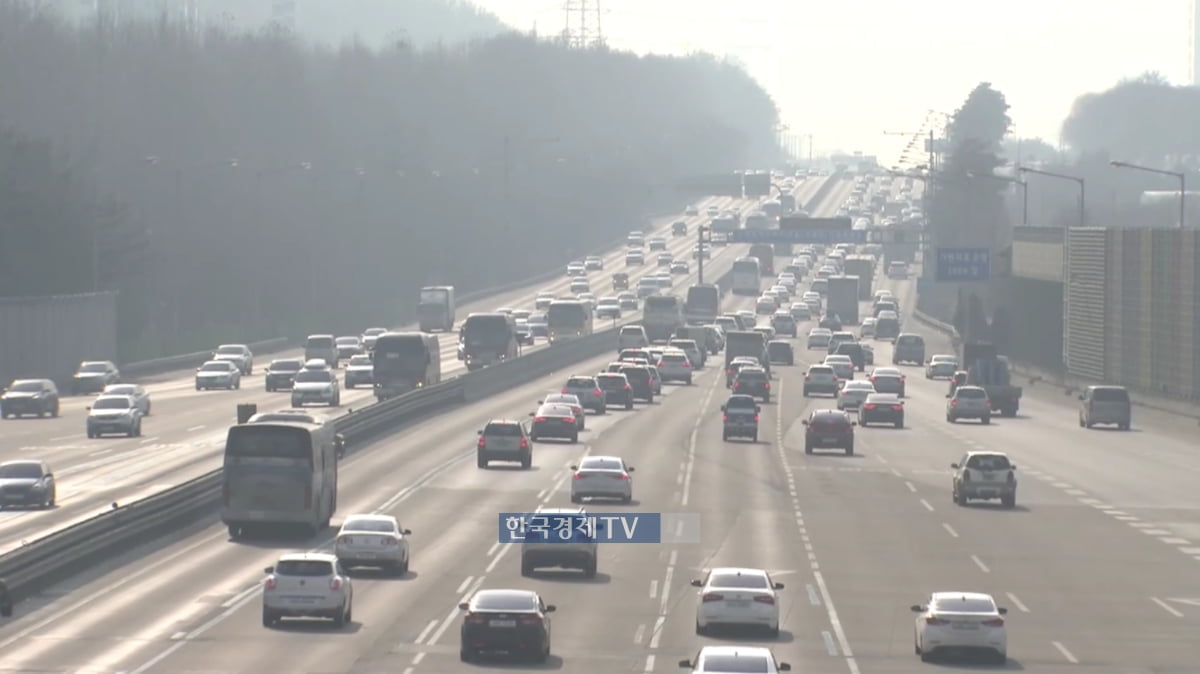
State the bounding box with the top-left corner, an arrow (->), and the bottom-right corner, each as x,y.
802,364 -> 839,397
520,506 -> 598,578
946,385 -> 991,424
562,375 -> 606,414
951,451 -> 1017,508
657,350 -> 694,385
477,419 -> 533,469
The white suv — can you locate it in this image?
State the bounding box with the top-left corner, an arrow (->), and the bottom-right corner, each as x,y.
946,385 -> 991,424
262,553 -> 353,628
520,506 -> 598,578
802,364 -> 840,397
951,451 -> 1017,508
657,349 -> 694,385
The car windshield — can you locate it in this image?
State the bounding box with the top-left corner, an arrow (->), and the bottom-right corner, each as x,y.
343,518 -> 395,533
845,382 -> 873,391
93,397 -> 131,410
956,388 -> 986,399
80,363 -> 108,373
200,362 -> 231,372
294,370 -> 331,383
709,572 -> 770,589
866,394 -> 899,404
808,366 -> 833,375
700,655 -> 770,672
1092,388 -> 1130,402
9,381 -> 43,392
537,405 -> 572,417
0,463 -> 43,479
567,378 -> 595,388
597,375 -> 626,387
473,591 -> 536,612
275,560 -> 334,576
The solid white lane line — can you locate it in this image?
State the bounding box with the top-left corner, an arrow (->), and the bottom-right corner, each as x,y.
1005,592 -> 1029,613
970,555 -> 990,573
485,541 -> 501,557
1052,640 -> 1079,664
648,614 -> 666,649
919,498 -> 934,512
1151,596 -> 1184,618
427,577 -> 485,646
186,425 -> 205,432
942,523 -> 959,538
904,481 -> 917,492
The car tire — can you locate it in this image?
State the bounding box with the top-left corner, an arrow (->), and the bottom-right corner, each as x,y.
981,415 -> 991,424
262,608 -> 276,628
583,557 -> 597,578
805,444 -> 813,455
460,649 -> 474,663
332,603 -> 347,628
753,432 -> 758,443
477,457 -> 488,468
845,444 -> 853,456
521,456 -> 532,469
521,560 -> 535,577
625,401 -> 633,410
1001,494 -> 1016,509
722,432 -> 729,441
695,620 -> 707,636
894,420 -> 902,429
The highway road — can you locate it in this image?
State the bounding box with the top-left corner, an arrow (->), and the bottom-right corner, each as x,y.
0,177 -> 829,553
9,175 -> 1198,673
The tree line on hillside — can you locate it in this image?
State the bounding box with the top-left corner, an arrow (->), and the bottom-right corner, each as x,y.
0,2 -> 780,361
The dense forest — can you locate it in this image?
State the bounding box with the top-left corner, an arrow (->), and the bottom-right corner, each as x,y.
0,2 -> 781,361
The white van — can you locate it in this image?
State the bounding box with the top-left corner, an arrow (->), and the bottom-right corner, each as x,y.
618,325 -> 649,350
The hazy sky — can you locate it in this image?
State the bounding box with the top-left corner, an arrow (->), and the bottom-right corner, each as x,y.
475,0 -> 1193,163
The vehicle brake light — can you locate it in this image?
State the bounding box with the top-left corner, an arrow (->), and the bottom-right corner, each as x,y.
701,593 -> 723,602
264,576 -> 276,590
594,388 -> 602,397
613,474 -> 629,480
561,388 -> 568,394
338,536 -> 353,545
864,404 -> 876,410
330,577 -> 342,590
465,612 -> 486,624
981,618 -> 1004,627
382,536 -> 398,545
727,368 -> 735,375
870,376 -> 876,381
682,363 -> 690,368
753,595 -> 776,605
565,416 -> 576,424
949,400 -> 958,407
985,400 -> 992,407
477,437 -> 486,448
573,472 -> 584,480
723,414 -> 729,422
733,383 -> 741,388
753,414 -> 760,422
764,382 -> 770,389
892,405 -> 903,411
534,416 -> 548,423
519,438 -> 529,449
804,374 -> 810,380
518,615 -> 543,625
623,384 -> 631,390
926,616 -> 947,625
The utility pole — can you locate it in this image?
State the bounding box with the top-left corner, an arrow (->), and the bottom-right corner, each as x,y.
697,226 -> 711,284
562,0 -> 603,48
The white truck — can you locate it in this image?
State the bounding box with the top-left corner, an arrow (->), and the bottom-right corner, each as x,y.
417,286 -> 456,332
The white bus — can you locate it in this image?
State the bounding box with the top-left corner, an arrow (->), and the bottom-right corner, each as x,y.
731,257 -> 763,296
547,300 -> 594,343
221,419 -> 339,539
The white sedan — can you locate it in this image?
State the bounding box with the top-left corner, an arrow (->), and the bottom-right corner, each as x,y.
679,646 -> 792,672
925,355 -> 959,379
569,455 -> 633,503
837,380 -> 876,411
911,591 -> 1008,664
693,567 -> 784,636
334,513 -> 412,574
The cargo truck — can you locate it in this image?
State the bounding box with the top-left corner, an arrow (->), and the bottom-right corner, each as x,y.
841,255 -> 875,300
417,285 -> 456,332
724,330 -> 770,376
954,342 -> 1023,417
826,276 -> 860,325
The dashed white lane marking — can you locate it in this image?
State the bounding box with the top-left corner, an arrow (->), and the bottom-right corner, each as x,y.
970,555 -> 990,573
1151,596 -> 1185,618
1005,592 -> 1029,613
904,480 -> 916,492
186,424 -> 205,432
1160,537 -> 1191,545
918,498 -> 934,512
942,523 -> 959,538
633,622 -> 647,644
413,618 -> 438,645
643,654 -> 655,673
1052,640 -> 1079,664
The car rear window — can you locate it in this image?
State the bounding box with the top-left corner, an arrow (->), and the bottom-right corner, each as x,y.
709,573 -> 770,588
813,413 -> 848,426
662,354 -> 688,363
966,454 -> 1011,470
276,560 -> 334,576
484,423 -> 523,437
738,370 -> 767,381
622,367 -> 650,380
809,366 -> 833,375
597,375 -> 627,387
567,377 -> 595,387
1092,388 -> 1129,403
620,327 -> 642,335
933,596 -> 997,613
700,655 -> 770,673
897,335 -> 924,346
473,592 -> 537,611
768,343 -> 791,353
956,388 -> 987,399
726,396 -> 756,409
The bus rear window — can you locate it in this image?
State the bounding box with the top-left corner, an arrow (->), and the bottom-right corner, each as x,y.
226,425 -> 313,465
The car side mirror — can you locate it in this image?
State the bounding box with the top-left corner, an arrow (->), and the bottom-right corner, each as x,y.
779,664 -> 791,672
528,412 -> 535,417
950,463 -> 959,469
627,467 -> 635,472
1077,394 -> 1085,400
477,430 -> 483,435
998,607 -> 1008,615
537,399 -> 544,404
544,604 -> 557,612
458,602 -> 470,610
678,660 -> 692,668
264,566 -> 274,574
944,393 -> 951,398
402,529 -> 412,535
1010,465 -> 1017,470
910,604 -> 924,612
690,579 -> 703,587
719,404 -> 725,411
773,582 -> 785,589
801,419 -> 809,425
85,406 -> 91,411
570,465 -> 579,470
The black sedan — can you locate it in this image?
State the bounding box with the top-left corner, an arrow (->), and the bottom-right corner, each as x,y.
859,393 -> 904,428
528,403 -> 579,443
459,588 -> 555,663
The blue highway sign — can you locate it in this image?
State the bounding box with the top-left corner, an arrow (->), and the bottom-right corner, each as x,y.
936,247 -> 991,282
730,229 -> 868,244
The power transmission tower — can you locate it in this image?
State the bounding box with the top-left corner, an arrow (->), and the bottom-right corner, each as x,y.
562,0 -> 603,48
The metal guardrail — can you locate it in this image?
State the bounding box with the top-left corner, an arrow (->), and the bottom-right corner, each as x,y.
121,337 -> 292,378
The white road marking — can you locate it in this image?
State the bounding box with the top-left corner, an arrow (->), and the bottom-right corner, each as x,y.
485,541 -> 501,557
904,481 -> 916,492
49,435 -> 76,442
1178,547 -> 1200,555
633,623 -> 646,644
1151,596 -> 1184,618
648,614 -> 666,649
455,576 -> 474,594
413,618 -> 438,645
88,449 -> 112,457
806,584 -> 821,606
1005,592 -> 1029,613
139,436 -> 158,444
1142,529 -> 1172,536
219,583 -> 262,609
942,523 -> 959,538
1052,640 -> 1079,663
919,498 -> 934,512
643,654 -> 655,673
1160,537 -> 1190,545
186,425 -> 205,432
649,579 -> 658,599
822,630 -> 839,655
970,555 -> 990,573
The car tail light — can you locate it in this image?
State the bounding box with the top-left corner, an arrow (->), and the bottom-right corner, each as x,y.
764,382 -> 770,389
864,403 -> 876,410
330,577 -> 342,591
925,616 -> 947,625
753,595 -> 776,605
477,437 -> 486,448
574,472 -> 584,480
892,404 -> 903,411
465,612 -> 486,624
338,536 -> 353,545
594,388 -> 602,397
565,416 -> 576,424
727,368 -> 735,375
623,384 -> 631,390
382,536 -> 398,545
733,382 -> 741,389
682,363 -> 690,368
981,617 -> 1004,627
804,374 -> 810,380
753,414 -> 760,422
833,377 -> 840,383
304,486 -> 312,508
613,474 -> 629,480
519,438 -> 529,449
518,615 -> 543,625
264,576 -> 276,590
701,593 -> 723,602
534,416 -> 548,423
722,414 -> 729,421
561,388 -> 569,394
899,376 -> 906,381
657,361 -> 665,368
986,400 -> 992,407
950,400 -> 958,407
870,376 -> 875,381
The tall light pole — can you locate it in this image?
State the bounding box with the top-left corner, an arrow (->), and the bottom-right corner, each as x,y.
969,171 -> 1028,225
1109,160 -> 1186,230
1018,165 -> 1085,227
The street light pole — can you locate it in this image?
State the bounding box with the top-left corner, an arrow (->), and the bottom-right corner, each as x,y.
1017,165 -> 1085,227
697,225 -> 708,284
1109,160 -> 1187,230
967,172 -> 1029,225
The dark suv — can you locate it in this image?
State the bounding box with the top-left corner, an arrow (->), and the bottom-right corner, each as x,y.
596,373 -> 635,410
476,419 -> 533,469
264,358 -> 304,392
893,334 -> 926,365
732,367 -> 771,402
802,409 -> 856,455
618,365 -> 655,403
833,342 -> 866,371
721,394 -> 760,442
1,379 -> 60,418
